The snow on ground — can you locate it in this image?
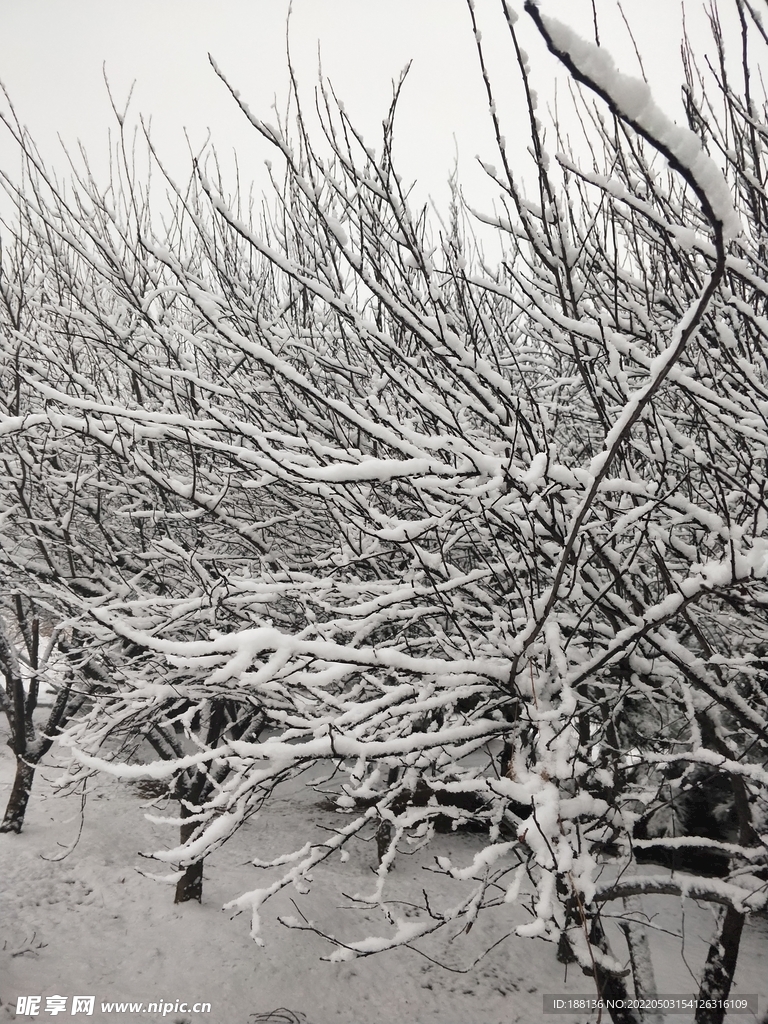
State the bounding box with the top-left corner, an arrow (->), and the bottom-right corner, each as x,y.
1,724 -> 766,1024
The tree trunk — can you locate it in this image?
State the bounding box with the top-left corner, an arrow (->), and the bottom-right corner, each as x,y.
620,895 -> 663,1024
0,756 -> 36,833
174,809 -> 204,904
375,766 -> 403,866
587,915 -> 641,1024
695,904 -> 745,1024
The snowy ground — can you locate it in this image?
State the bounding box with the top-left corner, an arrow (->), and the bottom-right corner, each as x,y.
1,724 -> 766,1024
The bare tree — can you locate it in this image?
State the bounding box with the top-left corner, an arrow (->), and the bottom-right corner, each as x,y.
2,1 -> 767,1019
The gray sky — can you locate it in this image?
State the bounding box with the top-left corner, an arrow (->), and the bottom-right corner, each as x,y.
0,1 -> 733,220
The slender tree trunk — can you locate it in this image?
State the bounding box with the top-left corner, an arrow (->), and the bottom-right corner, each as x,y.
694,905 -> 745,1024
620,895 -> 663,1024
0,756 -> 36,833
693,741 -> 751,1024
587,914 -> 641,1024
174,807 -> 204,904
375,766 -> 402,865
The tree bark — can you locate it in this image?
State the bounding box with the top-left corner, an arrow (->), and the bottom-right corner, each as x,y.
0,756 -> 36,833
620,895 -> 663,1024
375,766 -> 402,865
174,808 -> 204,904
695,904 -> 745,1024
587,915 -> 641,1024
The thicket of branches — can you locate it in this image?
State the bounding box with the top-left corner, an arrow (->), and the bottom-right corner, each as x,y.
2,2 -> 768,1021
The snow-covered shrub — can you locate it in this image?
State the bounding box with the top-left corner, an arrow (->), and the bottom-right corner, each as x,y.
2,2 -> 768,1020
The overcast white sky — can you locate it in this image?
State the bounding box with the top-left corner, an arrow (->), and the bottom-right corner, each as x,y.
0,1 -> 737,221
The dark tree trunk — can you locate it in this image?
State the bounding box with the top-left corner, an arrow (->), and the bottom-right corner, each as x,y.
695,904 -> 745,1024
168,708 -> 264,904
620,895 -> 661,1024
0,756 -> 36,833
693,723 -> 752,1024
174,809 -> 204,904
587,914 -> 641,1024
